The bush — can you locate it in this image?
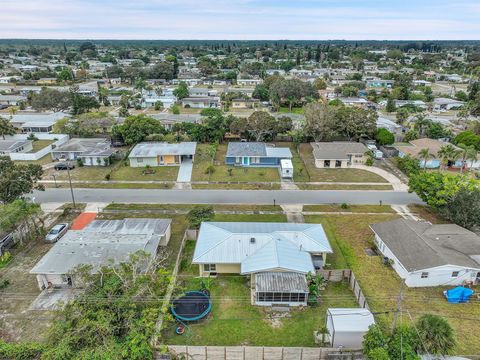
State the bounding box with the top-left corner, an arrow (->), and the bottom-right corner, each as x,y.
76,158 -> 83,167
396,155 -> 420,176
187,205 -> 214,229
0,340 -> 45,360
104,173 -> 111,181
340,203 -> 349,209
204,164 -> 215,175
375,128 -> 395,145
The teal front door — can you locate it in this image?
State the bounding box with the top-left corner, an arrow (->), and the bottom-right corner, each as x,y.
243,157 -> 249,166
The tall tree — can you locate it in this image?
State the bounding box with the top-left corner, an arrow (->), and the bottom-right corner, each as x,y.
418,148 -> 435,170
0,157 -> 44,203
416,314 -> 456,355
0,117 -> 17,140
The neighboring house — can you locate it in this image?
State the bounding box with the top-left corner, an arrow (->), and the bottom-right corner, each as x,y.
311,142 -> 368,168
30,218 -> 172,290
181,97 -> 220,108
336,97 -> 368,107
0,139 -> 33,155
189,87 -> 217,98
129,141 -> 197,167
10,112 -> 70,133
192,222 -> 333,306
150,114 -> 202,131
225,142 -> 292,167
237,78 -> 263,86
370,218 -> 480,287
142,95 -> 176,109
377,116 -> 402,135
366,79 -> 394,88
395,138 -> 461,169
230,98 -> 258,109
0,94 -> 27,106
51,138 -> 114,166
433,97 -> 465,111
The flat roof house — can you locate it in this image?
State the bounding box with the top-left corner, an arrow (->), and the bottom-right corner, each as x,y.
30,218 -> 172,290
311,142 -> 368,168
51,138 -> 114,166
370,218 -> 480,287
129,141 -> 197,167
193,222 -> 333,306
0,139 -> 33,155
225,142 -> 292,167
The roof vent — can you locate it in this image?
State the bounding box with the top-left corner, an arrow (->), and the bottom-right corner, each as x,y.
250,237 -> 256,244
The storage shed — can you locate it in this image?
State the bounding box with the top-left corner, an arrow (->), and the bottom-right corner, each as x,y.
325,308 -> 375,349
280,159 -> 293,179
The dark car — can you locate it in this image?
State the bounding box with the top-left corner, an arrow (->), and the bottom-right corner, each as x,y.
0,233 -> 15,256
54,162 -> 75,170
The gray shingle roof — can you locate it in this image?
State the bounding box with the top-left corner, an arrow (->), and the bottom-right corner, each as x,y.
311,142 -> 368,160
0,139 -> 31,152
52,138 -> 112,155
370,219 -> 480,271
226,142 -> 292,158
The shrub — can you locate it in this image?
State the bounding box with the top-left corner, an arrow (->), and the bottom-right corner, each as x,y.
104,173 -> 111,181
340,203 -> 349,209
205,164 -> 215,175
187,205 -> 214,229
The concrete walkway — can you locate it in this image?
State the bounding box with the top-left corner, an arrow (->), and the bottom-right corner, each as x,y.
391,204 -> 420,221
281,204 -> 304,223
176,158 -> 193,183
352,165 -> 408,191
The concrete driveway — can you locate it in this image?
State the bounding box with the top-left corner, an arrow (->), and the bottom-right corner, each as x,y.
177,159 -> 193,183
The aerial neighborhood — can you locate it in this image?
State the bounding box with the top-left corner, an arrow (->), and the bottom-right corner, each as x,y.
1,38 -> 480,360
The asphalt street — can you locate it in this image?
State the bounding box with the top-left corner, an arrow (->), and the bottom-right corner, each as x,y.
31,188 -> 422,205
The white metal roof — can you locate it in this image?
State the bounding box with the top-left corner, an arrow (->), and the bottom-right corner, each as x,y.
327,308 -> 375,332
129,141 -> 197,158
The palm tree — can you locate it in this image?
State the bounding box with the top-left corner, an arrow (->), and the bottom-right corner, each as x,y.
0,116 -> 17,140
465,146 -> 478,170
417,148 -> 434,170
437,144 -> 462,171
457,144 -> 478,173
416,314 -> 456,355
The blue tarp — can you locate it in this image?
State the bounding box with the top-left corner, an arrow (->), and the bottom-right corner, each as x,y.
444,286 -> 474,303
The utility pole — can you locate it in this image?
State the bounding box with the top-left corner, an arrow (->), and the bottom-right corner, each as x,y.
392,279 -> 405,332
52,174 -> 58,188
66,160 -> 76,208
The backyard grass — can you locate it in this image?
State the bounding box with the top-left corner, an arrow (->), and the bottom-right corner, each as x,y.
192,144 -> 280,183
164,276 -> 358,346
303,205 -> 396,213
304,213 -> 480,355
274,142 -> 309,182
298,143 -> 387,183
28,140 -> 53,153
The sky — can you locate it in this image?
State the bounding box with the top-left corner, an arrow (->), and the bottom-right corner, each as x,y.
1,0 -> 479,40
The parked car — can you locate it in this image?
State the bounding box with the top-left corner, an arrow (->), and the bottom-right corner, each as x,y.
54,162 -> 75,171
0,233 -> 15,256
45,223 -> 69,242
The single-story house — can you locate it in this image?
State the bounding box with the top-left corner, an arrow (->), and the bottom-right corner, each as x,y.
237,78 -> 263,86
370,218 -> 480,287
225,142 -> 292,167
10,112 -> 70,133
311,142 -> 368,168
30,218 -> 172,290
325,308 -> 375,349
51,138 -> 114,166
129,141 -> 197,167
192,222 -> 333,306
433,97 -> 465,111
377,116 -> 402,135
0,139 -> 33,155
0,94 -> 27,106
181,97 -> 220,108
150,114 -> 202,131
230,98 -> 259,109
395,138 -> 462,169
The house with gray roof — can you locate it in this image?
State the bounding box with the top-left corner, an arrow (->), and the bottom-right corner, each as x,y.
0,139 -> 33,155
311,142 -> 368,168
51,138 -> 114,166
193,222 -> 333,306
225,142 -> 292,167
30,218 -> 172,290
129,141 -> 196,167
370,218 -> 480,287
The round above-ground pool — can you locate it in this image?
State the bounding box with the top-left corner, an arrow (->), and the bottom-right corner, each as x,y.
171,291 -> 212,322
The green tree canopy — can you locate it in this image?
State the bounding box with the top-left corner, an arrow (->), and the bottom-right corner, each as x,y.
112,115 -> 165,145
0,157 -> 44,203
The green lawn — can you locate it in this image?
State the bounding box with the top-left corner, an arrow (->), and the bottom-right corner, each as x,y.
192,144 -> 280,183
28,140 -> 53,153
303,205 -> 396,213
298,143 -> 387,183
14,154 -> 53,166
278,107 -> 304,114
47,165 -> 114,181
192,183 -> 281,190
296,184 -> 393,190
110,164 -> 178,181
104,204 -> 281,212
163,276 -> 357,346
213,213 -> 287,222
274,142 -> 309,182
304,213 -> 480,355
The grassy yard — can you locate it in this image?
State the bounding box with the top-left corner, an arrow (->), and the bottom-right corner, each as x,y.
298,143 -> 387,183
274,142 -> 309,182
303,205 -> 396,213
213,213 -> 287,222
28,140 -> 53,153
304,213 -> 480,355
110,164 -> 179,181
14,154 -> 53,166
408,204 -> 449,224
104,203 -> 282,212
192,144 -> 280,183
192,183 -> 281,190
278,107 -> 304,114
296,184 -> 393,190
45,165 -> 114,181
164,276 -> 357,346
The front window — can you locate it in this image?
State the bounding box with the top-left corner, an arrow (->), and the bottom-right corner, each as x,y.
421,272 -> 429,278
452,271 -> 459,277
203,264 -> 216,272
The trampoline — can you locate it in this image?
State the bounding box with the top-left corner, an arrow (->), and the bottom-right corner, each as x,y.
171,291 -> 212,322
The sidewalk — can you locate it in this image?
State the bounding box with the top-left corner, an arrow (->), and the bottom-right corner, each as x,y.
351,165 -> 408,191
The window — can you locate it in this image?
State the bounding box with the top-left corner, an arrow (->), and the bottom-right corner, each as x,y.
235,157 -> 241,164
203,264 -> 216,272
251,157 -> 260,164
137,158 -> 143,163
421,272 -> 429,278
451,271 -> 460,277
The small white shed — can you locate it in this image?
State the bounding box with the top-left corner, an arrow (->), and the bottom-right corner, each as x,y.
280,159 -> 293,179
325,308 -> 375,349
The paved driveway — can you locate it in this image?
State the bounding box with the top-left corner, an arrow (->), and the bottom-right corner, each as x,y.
177,159 -> 193,182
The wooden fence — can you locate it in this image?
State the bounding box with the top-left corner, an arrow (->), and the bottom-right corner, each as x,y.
317,269 -> 369,310
162,346 -> 363,360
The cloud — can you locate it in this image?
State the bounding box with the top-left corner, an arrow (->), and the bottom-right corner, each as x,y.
0,0 -> 478,39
